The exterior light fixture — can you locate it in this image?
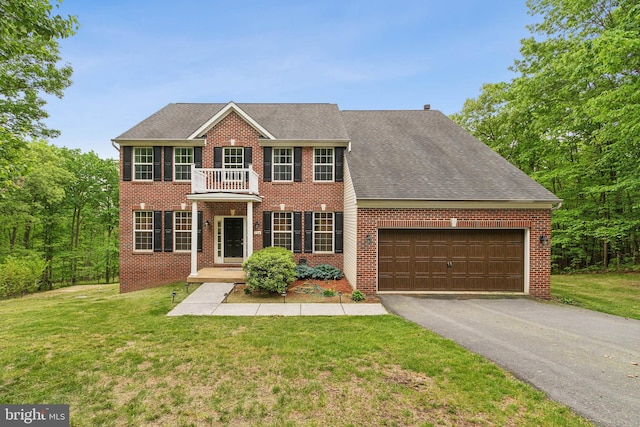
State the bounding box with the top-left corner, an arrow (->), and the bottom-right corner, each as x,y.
172,291 -> 177,303
205,220 -> 210,228
254,220 -> 260,230
281,291 -> 287,303
539,234 -> 549,246
185,283 -> 190,293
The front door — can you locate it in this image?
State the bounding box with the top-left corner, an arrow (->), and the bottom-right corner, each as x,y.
224,218 -> 244,259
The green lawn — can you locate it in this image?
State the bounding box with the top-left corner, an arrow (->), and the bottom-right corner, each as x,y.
551,273 -> 640,320
0,284 -> 590,426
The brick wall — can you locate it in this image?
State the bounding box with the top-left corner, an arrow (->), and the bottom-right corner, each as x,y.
119,111 -> 345,292
354,207 -> 552,298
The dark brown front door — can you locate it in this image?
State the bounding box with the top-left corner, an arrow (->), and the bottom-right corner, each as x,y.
224,218 -> 244,258
378,229 -> 524,292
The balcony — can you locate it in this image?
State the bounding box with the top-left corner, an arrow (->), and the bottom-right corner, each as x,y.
191,165 -> 259,194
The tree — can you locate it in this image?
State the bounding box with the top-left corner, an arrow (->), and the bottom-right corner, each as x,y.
453,0 -> 640,270
0,0 -> 78,188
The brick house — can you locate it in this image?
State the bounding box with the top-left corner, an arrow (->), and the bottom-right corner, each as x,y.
114,102 -> 560,298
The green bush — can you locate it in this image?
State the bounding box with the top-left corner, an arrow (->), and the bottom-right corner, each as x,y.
351,290 -> 365,302
311,264 -> 343,280
242,247 -> 296,294
294,264 -> 315,280
0,255 -> 47,299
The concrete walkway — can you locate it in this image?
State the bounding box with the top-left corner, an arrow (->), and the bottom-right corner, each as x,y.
167,283 -> 387,316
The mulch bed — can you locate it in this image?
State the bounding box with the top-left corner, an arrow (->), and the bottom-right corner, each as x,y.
225,278 -> 379,304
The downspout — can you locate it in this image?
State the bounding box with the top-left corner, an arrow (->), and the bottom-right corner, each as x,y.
111,140 -> 120,153
551,201 -> 563,211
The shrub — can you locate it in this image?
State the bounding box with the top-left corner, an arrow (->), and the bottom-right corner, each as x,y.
242,247 -> 296,294
294,264 -> 315,280
351,290 -> 365,302
323,288 -> 337,297
311,264 -> 343,280
0,255 -> 47,299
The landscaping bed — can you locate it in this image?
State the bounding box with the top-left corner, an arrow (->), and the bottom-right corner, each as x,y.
225,278 -> 380,304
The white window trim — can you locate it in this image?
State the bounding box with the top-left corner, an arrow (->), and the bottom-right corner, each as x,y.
133,211 -> 153,252
313,212 -> 334,253
133,147 -> 153,181
273,147 -> 293,182
272,211 -> 294,251
174,211 -> 192,252
174,147 -> 194,182
313,148 -> 335,182
223,147 -> 244,169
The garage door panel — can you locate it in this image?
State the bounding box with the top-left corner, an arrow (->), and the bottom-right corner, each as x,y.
378,229 -> 524,292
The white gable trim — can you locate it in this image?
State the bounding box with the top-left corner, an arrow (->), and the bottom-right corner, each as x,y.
187,101 -> 276,140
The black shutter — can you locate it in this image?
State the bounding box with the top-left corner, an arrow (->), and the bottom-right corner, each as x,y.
334,212 -> 343,254
294,147 -> 302,182
123,146 -> 132,181
164,211 -> 173,252
164,147 -> 173,181
194,146 -> 203,168
243,147 -> 252,167
153,146 -> 161,181
244,147 -> 252,182
293,212 -> 302,253
197,211 -> 203,252
214,147 -> 222,168
263,147 -> 272,182
335,147 -> 344,182
263,211 -> 272,248
304,211 -> 313,253
153,211 -> 162,252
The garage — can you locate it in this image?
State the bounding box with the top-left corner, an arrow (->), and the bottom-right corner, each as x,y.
378,229 -> 525,292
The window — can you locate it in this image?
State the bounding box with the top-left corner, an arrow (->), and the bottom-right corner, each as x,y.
223,147 -> 243,169
314,148 -> 334,181
134,147 -> 153,180
134,211 -> 153,251
273,212 -> 293,250
314,212 -> 333,252
174,148 -> 193,181
273,148 -> 293,181
174,211 -> 192,251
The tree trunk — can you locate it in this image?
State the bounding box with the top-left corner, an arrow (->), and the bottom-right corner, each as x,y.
603,240 -> 609,269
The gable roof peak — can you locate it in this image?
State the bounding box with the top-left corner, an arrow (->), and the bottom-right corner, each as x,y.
187,101 -> 275,140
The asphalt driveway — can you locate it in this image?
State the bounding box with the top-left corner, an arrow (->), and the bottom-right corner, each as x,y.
379,296 -> 640,427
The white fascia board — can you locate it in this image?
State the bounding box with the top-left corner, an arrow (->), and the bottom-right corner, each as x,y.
258,139 -> 350,147
187,101 -> 276,140
112,139 -> 206,147
355,199 -> 557,209
186,193 -> 263,203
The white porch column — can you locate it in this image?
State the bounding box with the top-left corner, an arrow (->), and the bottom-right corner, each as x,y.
189,200 -> 198,277
246,201 -> 254,259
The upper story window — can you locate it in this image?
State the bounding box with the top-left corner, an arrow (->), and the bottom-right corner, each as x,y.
313,212 -> 334,252
134,147 -> 153,181
174,211 -> 192,251
273,148 -> 293,182
134,211 -> 153,251
224,147 -> 243,169
272,212 -> 293,250
174,148 -> 193,181
314,148 -> 334,181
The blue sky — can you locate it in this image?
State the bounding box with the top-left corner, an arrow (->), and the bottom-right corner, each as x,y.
44,1 -> 537,160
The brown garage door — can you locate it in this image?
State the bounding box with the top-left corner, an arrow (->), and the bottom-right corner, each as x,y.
378,229 -> 524,292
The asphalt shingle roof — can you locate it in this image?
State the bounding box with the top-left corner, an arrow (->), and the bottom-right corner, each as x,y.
114,103 -> 560,202
342,110 -> 559,201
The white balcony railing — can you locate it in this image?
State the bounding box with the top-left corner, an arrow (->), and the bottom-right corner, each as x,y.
191,165 -> 259,194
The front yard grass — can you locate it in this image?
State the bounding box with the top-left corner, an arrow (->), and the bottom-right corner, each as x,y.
0,283 -> 590,426
551,273 -> 640,320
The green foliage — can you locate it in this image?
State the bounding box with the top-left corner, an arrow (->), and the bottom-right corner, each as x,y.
310,264 -> 343,280
294,264 -> 315,280
0,254 -> 47,298
242,247 -> 296,294
0,0 -> 79,187
351,290 -> 366,302
322,288 -> 337,297
452,0 -> 640,271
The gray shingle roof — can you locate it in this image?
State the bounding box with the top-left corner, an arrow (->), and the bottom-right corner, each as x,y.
114,103 -> 559,202
342,110 -> 560,202
115,103 -> 349,140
